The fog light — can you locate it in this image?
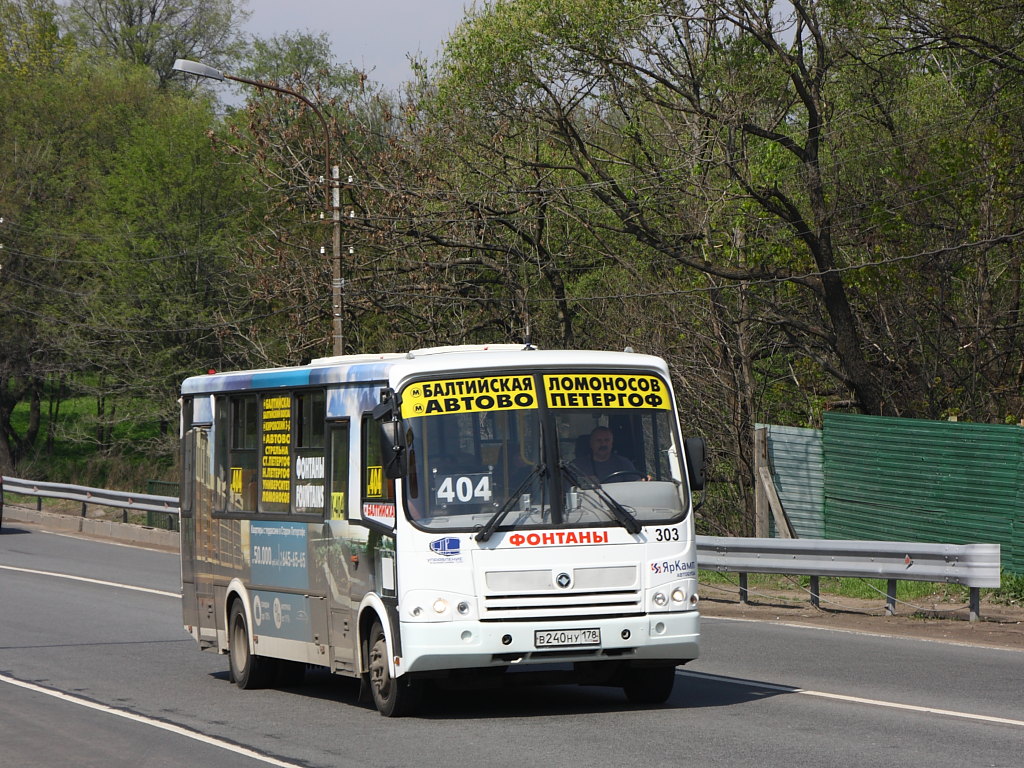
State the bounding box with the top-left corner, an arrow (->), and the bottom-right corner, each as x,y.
690,593 -> 699,606
457,601 -> 470,615
411,606 -> 422,617
433,598 -> 449,614
501,634 -> 513,645
671,588 -> 686,603
653,591 -> 667,606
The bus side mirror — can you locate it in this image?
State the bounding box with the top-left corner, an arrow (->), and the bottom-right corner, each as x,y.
373,390 -> 407,480
684,437 -> 706,491
379,419 -> 407,479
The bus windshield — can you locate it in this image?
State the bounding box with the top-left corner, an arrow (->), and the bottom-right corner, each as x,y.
399,372 -> 689,533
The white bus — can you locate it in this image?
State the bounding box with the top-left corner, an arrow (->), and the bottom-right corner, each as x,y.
179,344 -> 704,716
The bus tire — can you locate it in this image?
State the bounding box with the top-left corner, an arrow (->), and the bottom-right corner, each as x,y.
622,663 -> 677,705
228,601 -> 276,689
367,620 -> 421,717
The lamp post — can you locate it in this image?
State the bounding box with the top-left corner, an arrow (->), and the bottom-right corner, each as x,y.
173,58 -> 345,356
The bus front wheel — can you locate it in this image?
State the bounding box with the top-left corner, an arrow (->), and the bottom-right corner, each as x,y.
366,620 -> 421,717
622,663 -> 677,705
228,601 -> 276,689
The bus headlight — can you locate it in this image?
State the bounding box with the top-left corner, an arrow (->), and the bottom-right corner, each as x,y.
648,580 -> 698,612
404,590 -> 474,621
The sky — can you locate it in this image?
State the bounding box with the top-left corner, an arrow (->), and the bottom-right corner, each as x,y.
240,1 -> 474,91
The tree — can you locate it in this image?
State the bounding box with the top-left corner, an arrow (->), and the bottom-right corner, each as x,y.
416,0 -> 1024,531
437,0 -> 885,409
0,23 -> 248,473
62,0 -> 248,85
0,0 -> 73,73
197,32 -> 421,361
69,89 -> 252,450
0,2 -> 88,473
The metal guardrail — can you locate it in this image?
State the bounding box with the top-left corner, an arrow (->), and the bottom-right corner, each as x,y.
696,535 -> 1001,621
1,475 -> 180,528
2,476 -> 1002,620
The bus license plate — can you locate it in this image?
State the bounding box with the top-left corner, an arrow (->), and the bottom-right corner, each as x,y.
534,628 -> 601,648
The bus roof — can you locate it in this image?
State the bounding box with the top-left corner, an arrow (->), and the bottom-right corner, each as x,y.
180,344 -> 669,396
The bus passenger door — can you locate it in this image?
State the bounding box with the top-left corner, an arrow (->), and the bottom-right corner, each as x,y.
180,428 -> 199,629
322,421 -> 358,672
182,426 -> 218,648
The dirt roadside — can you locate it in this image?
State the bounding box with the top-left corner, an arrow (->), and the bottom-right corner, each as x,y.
699,580 -> 1024,651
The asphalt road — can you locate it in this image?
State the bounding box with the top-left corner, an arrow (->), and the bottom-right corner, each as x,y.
1,523 -> 1021,768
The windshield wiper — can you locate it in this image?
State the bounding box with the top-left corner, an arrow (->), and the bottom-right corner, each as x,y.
559,460 -> 642,535
475,463 -> 546,543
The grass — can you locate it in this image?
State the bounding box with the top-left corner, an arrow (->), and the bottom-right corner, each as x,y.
994,571 -> 1024,606
10,391 -> 176,491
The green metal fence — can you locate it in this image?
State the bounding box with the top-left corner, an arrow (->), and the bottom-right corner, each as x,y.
822,412 -> 1023,575
762,424 -> 825,538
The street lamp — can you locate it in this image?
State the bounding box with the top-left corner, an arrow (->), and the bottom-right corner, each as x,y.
173,58 -> 345,356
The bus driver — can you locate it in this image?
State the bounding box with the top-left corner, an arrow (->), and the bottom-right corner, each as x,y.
573,426 -> 638,482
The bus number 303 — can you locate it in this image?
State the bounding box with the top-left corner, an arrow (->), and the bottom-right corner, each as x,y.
653,527 -> 680,542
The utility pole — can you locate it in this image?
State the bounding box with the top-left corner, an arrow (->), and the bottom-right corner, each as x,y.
173,59 -> 346,357
331,166 -> 343,356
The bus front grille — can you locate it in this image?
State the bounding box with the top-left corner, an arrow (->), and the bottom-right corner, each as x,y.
482,589 -> 642,619
480,565 -> 641,619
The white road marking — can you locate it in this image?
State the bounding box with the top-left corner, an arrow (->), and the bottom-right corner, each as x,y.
683,670 -> 1024,727
0,564 -> 180,599
45,529 -> 174,552
0,674 -> 307,768
703,615 -> 1024,653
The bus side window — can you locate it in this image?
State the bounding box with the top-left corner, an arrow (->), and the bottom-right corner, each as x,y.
361,414 -> 395,503
329,421 -> 350,520
225,394 -> 258,513
294,390 -> 327,515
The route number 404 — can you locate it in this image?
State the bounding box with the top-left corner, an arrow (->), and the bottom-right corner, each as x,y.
436,474 -> 493,504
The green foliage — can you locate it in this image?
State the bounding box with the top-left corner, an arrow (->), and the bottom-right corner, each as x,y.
698,572 -> 971,605
993,570 -> 1024,606
818,577 -> 968,603
6,0 -> 1024,532
439,0 -> 654,109
72,88 -> 252,404
62,0 -> 249,85
12,390 -> 176,490
0,0 -> 72,74
238,30 -> 363,94
0,18 -> 254,474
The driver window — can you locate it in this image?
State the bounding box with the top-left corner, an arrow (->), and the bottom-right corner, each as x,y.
361,414 -> 395,504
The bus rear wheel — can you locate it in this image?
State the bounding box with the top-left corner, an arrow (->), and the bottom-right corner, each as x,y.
367,620 -> 421,717
228,601 -> 276,689
622,663 -> 677,705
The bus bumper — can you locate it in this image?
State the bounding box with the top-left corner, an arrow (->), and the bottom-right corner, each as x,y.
397,610 -> 699,675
